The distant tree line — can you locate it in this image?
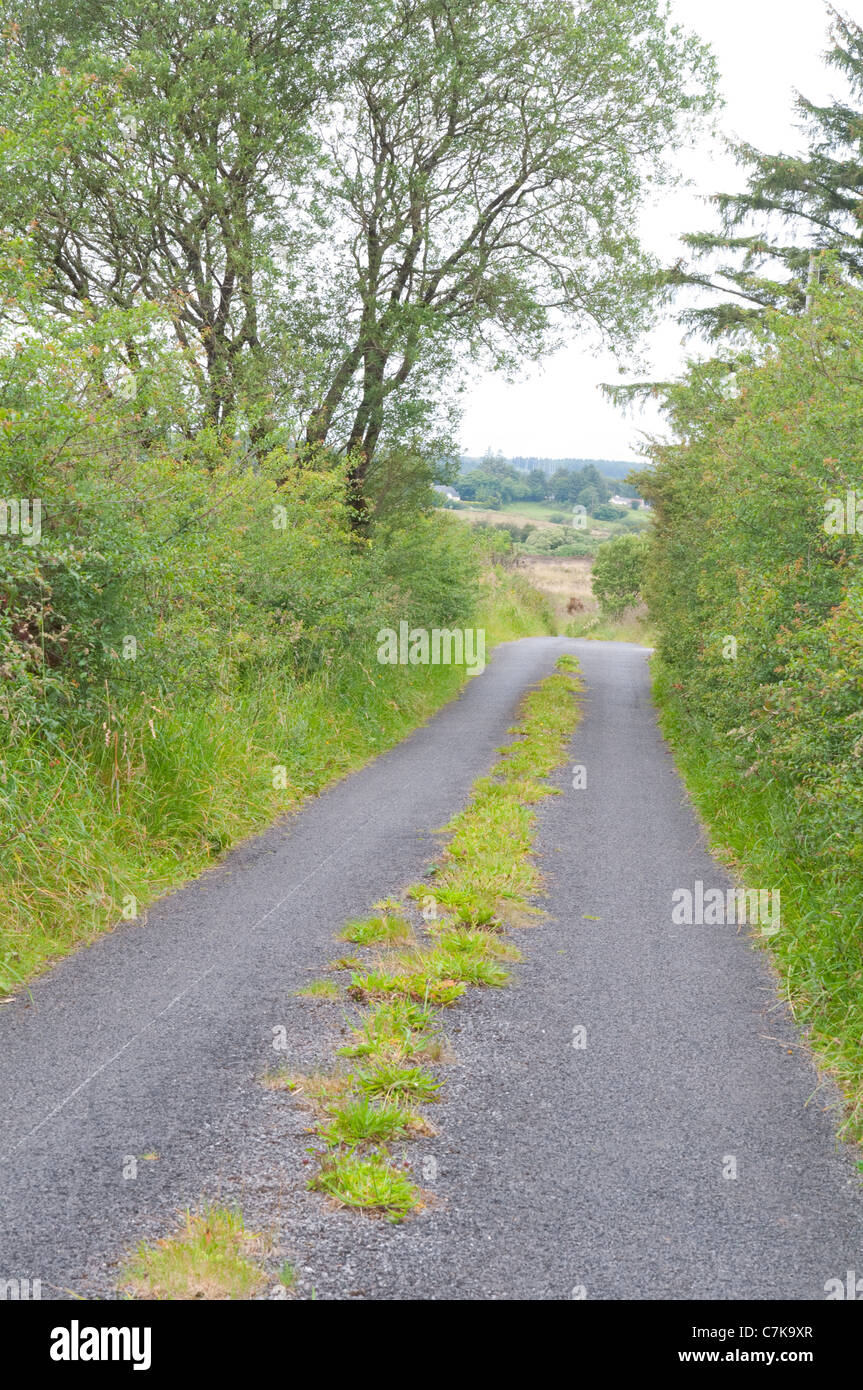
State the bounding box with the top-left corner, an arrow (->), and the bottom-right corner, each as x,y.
457,452 -> 638,513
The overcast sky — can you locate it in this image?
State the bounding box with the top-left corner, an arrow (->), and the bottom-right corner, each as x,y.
460,0 -> 845,463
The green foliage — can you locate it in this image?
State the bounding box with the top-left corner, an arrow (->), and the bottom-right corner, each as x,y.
0,238 -> 561,990
590,533 -> 650,614
0,0 -> 714,986
3,0 -> 716,517
637,274 -> 863,862
518,526 -> 595,557
1,0 -> 339,431
0,248 -> 486,738
300,0 -> 715,504
665,12 -> 863,336
638,274 -> 863,1129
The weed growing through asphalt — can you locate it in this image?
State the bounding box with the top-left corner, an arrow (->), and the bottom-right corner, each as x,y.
273,657 -> 582,1222
296,979 -> 341,1000
119,1205 -> 269,1300
339,914 -> 414,946
322,1097 -> 424,1146
355,1061 -> 442,1103
337,999 -> 439,1060
311,1152 -> 420,1221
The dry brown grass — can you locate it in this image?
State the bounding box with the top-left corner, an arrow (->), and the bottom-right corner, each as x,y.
261,1068 -> 353,1103
517,555 -> 597,629
455,506 -> 563,532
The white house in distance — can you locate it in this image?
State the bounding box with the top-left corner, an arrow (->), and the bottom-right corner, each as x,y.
610,493 -> 651,510
433,484 -> 461,502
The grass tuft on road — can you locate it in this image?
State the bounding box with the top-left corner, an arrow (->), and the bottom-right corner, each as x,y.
310,1152 -> 421,1222
296,979 -> 341,1000
339,915 -> 414,947
119,1206 -> 269,1301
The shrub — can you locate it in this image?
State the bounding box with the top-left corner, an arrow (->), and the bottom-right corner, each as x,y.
590,533 -> 650,614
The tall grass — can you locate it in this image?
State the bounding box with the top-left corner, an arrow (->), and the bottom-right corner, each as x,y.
0,569 -> 555,993
564,609 -> 655,645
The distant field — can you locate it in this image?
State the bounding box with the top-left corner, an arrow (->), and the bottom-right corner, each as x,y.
451,499 -> 651,538
485,500 -> 579,524
516,554 -> 653,645
517,555 -> 594,625
454,503 -> 564,531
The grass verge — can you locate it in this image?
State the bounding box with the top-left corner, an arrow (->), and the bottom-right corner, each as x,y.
653,658 -> 863,1143
1,567 -> 555,995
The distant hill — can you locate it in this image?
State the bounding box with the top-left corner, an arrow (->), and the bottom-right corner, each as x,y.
461,455 -> 639,479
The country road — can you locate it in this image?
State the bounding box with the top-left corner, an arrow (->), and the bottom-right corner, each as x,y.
1,638 -> 861,1300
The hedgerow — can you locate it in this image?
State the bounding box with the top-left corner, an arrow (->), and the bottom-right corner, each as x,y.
637,271 -> 863,1128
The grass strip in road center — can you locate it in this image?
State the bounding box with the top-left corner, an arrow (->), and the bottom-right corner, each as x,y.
269,655 -> 583,1222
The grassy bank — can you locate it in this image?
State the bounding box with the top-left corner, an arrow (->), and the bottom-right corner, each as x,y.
653,659 -> 863,1143
0,566 -> 554,996
564,609 -> 654,645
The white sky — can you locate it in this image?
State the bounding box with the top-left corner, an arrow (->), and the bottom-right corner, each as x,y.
460,0 -> 850,463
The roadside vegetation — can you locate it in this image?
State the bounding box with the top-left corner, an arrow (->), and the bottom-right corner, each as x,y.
1,0 -> 708,993
639,283 -> 863,1137
627,14 -> 863,1136
0,524 -> 554,995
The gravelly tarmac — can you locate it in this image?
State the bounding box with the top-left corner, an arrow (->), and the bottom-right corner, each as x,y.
1,637 -> 861,1301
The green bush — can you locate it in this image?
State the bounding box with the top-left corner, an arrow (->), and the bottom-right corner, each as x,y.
0,247 -> 535,990
635,272 -> 863,1129
590,533 -> 650,614
633,272 -> 863,876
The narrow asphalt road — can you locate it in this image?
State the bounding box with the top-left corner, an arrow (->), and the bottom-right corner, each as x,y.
1,637 -> 861,1300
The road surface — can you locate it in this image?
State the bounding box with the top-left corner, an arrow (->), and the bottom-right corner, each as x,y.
1,638 -> 860,1299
